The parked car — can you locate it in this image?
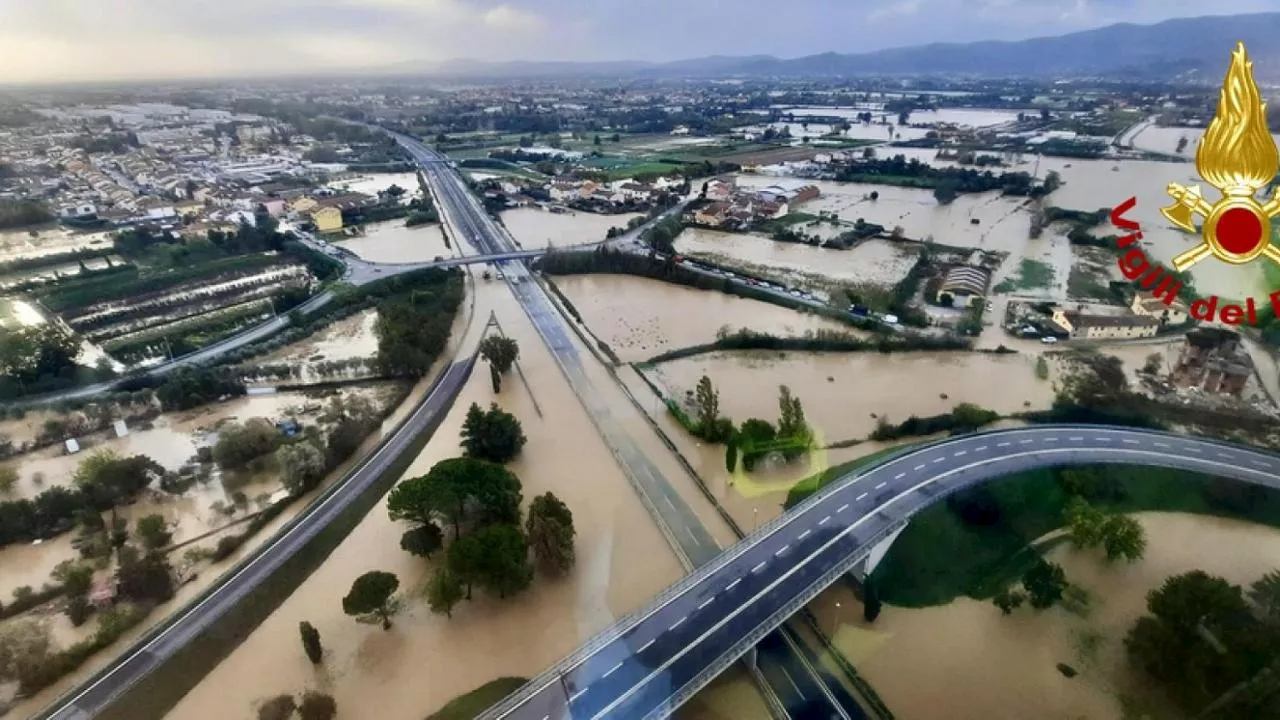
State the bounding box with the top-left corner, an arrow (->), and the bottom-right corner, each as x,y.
1041,336 -> 1059,345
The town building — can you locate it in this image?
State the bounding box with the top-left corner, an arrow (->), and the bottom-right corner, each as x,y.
1169,328 -> 1253,397
1130,291 -> 1189,325
310,206 -> 343,233
937,265 -> 991,307
1051,307 -> 1160,340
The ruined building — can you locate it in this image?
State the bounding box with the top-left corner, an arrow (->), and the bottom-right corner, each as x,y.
1169,328 -> 1253,397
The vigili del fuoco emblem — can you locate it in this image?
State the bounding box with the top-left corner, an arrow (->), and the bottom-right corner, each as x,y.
1163,42 -> 1280,271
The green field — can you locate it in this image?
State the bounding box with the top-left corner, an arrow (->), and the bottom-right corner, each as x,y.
427,677 -> 529,720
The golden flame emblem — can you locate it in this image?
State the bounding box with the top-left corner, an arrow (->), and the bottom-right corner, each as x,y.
1164,42 -> 1280,271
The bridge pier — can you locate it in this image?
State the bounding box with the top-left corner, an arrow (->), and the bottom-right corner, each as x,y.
849,521 -> 909,581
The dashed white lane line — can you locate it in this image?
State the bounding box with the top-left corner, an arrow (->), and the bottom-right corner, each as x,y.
1019,439 -> 1033,445
663,496 -> 676,511
603,661 -> 623,679
954,450 -> 967,457
874,482 -> 887,490
685,527 -> 700,545
932,457 -> 945,464
855,492 -> 868,501
1217,452 -> 1235,460
975,445 -> 988,452
1096,436 -> 1113,442
571,688 -> 587,702
1253,460 -> 1272,468
1187,447 -> 1202,454
639,638 -> 655,653
798,529 -> 812,540
1068,436 -> 1083,441
775,544 -> 790,557
997,442 -> 1011,448
669,617 -> 686,631
1154,442 -> 1170,448
726,578 -> 742,591
894,472 -> 905,480
1044,437 -> 1058,442
836,503 -> 849,513
751,561 -> 767,573
914,464 -> 926,471
697,596 -> 715,611
1123,439 -> 1140,445
819,515 -> 831,525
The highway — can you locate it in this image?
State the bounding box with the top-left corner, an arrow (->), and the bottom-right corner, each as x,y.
400,134 -> 867,720
474,425 -> 1280,720
37,356 -> 478,720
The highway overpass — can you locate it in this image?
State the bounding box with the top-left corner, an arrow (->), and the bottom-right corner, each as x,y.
473,425 -> 1280,720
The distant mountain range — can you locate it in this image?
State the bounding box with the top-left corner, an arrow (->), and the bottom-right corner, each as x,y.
381,13 -> 1280,81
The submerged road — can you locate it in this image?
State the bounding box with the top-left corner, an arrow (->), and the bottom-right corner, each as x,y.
38,356 -> 478,720
472,424 -> 1280,720
401,134 -> 866,719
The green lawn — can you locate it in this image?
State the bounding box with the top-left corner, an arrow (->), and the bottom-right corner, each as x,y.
786,443 -> 921,508
870,464 -> 1280,608
994,258 -> 1055,293
426,677 -> 529,720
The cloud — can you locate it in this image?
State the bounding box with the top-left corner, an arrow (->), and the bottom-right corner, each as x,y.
483,3 -> 544,30
867,0 -> 922,22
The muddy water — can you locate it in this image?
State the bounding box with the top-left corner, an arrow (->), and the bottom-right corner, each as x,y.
553,275 -> 851,362
327,172 -> 423,202
676,665 -> 773,720
814,512 -> 1280,720
500,206 -> 644,249
333,220 -> 447,264
649,350 -> 1055,443
257,308 -> 380,366
166,284 -> 690,720
1130,124 -> 1280,159
676,228 -> 919,287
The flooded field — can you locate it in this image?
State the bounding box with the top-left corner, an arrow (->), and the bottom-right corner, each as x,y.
501,206 -> 644,249
553,274 -> 852,362
647,350 -> 1055,445
675,228 -> 919,287
333,219 -> 447,264
166,286 -> 691,720
821,512 -> 1280,720
751,107 -> 1022,143
258,308 -> 380,366
327,172 -> 423,202
1129,124 -> 1280,159
0,227 -> 113,263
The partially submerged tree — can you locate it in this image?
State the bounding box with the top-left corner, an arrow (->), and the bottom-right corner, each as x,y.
460,403 -> 527,463
342,570 -> 400,630
526,492 -> 576,575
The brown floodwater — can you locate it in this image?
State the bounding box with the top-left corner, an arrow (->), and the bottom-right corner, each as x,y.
256,307 -> 380,367
553,275 -> 852,362
676,229 -> 919,289
166,284 -> 692,720
500,207 -> 644,249
809,512 -> 1280,720
333,220 -> 449,264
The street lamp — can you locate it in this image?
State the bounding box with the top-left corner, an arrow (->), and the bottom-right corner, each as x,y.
753,507 -> 759,532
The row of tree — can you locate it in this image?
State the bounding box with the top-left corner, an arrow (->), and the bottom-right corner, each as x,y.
682,376 -> 815,472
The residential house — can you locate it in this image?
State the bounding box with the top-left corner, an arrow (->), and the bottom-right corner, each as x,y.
1051,308 -> 1160,340
694,201 -> 731,227
576,180 -> 601,200
311,206 -> 344,234
259,198 -> 287,217
1169,327 -> 1253,397
59,203 -> 97,219
937,266 -> 991,308
549,180 -> 579,202
1130,291 -> 1188,325
616,181 -> 653,202
289,196 -> 319,214
705,179 -> 735,201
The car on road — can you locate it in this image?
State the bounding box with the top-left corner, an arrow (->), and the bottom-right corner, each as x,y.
1041,336 -> 1059,344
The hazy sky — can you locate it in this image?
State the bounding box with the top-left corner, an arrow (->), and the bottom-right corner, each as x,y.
0,0 -> 1273,83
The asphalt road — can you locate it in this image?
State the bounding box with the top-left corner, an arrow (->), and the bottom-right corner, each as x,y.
401,136 -> 863,720
473,425 -> 1280,720
38,357 -> 477,720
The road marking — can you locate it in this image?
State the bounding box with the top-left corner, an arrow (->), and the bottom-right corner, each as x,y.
874,482 -> 887,490
819,516 -> 831,525
571,688 -> 588,702
1096,436 -> 1113,442
975,445 -> 988,452
914,464 -> 925,471
726,578 -> 741,591
638,639 -> 655,652
855,493 -> 868,501
603,661 -> 623,679
697,597 -> 715,610
932,457 -> 945,463
779,666 -> 807,700
685,527 -> 700,545
751,561 -> 767,573
997,442 -> 1011,447
954,450 -> 967,457
837,503 -> 850,512
669,617 -> 686,631
1123,439 -> 1139,444
1019,439 -> 1033,445
775,545 -> 789,557
1253,460 -> 1271,468
798,529 -> 811,540
1218,453 -> 1234,460
894,473 -> 905,480
1044,437 -> 1058,442
663,496 -> 676,511
1068,436 -> 1083,441
1187,447 -> 1202,454
1154,442 -> 1170,448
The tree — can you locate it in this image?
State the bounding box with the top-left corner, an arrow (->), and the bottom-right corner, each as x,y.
526,492 -> 576,575
460,403 -> 527,463
1100,514 -> 1147,562
479,335 -> 520,375
1064,496 -> 1106,549
115,545 -> 175,604
299,621 -> 323,664
213,419 -> 282,471
448,524 -> 532,599
298,692 -> 337,720
933,180 -> 959,205
0,466 -> 17,495
776,385 -> 812,457
135,514 -> 172,550
993,589 -> 1027,615
400,523 -> 443,558
693,375 -> 720,437
277,441 -> 328,495
258,694 -> 297,720
342,570 -> 400,629
489,363 -> 502,393
72,449 -> 123,487
426,566 -> 466,617
1022,559 -> 1068,609
1248,570 -> 1280,624
388,457 -> 522,539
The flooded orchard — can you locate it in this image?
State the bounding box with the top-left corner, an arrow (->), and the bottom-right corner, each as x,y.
166,286 -> 691,720
815,512 -> 1280,720
552,274 -> 852,362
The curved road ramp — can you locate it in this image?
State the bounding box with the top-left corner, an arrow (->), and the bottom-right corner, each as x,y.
36,356 -> 478,720
474,425 -> 1280,720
